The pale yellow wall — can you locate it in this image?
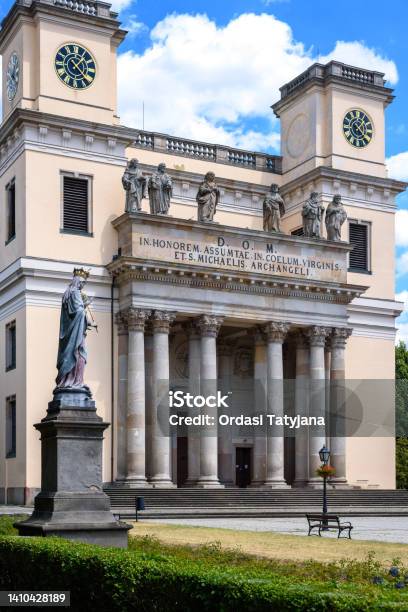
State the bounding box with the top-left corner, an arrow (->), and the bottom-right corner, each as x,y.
36,19 -> 117,123
330,87 -> 386,176
0,153 -> 26,269
25,305 -> 114,487
345,335 -> 395,488
25,150 -> 124,265
0,308 -> 27,494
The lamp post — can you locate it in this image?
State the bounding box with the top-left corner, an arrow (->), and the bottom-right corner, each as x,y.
319,445 -> 330,527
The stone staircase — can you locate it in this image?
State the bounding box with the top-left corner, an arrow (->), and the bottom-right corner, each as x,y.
104,486 -> 408,518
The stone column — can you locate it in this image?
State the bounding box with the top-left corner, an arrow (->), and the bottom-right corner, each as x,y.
330,327 -> 352,486
263,321 -> 290,488
149,311 -> 176,487
115,312 -> 128,480
306,325 -> 331,487
196,314 -> 224,488
184,321 -> 201,486
293,331 -> 310,487
125,307 -> 150,484
325,340 -> 332,441
251,328 -> 267,486
217,341 -> 234,486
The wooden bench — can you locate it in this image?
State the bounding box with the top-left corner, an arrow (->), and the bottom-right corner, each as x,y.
306,513 -> 353,538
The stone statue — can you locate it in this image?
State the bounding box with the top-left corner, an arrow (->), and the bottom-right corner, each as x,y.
122,158 -> 147,213
55,268 -> 97,390
263,183 -> 285,232
302,191 -> 325,238
148,163 -> 172,215
196,172 -> 220,222
325,194 -> 347,241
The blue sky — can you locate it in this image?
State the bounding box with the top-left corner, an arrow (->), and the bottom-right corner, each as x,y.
1,0 -> 408,333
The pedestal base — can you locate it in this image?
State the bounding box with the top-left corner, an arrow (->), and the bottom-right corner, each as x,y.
15,388 -> 131,548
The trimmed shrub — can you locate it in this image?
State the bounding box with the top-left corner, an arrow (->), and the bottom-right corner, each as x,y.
1,536 -> 408,611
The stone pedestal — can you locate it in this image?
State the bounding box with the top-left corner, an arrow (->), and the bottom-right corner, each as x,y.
15,388 -> 131,548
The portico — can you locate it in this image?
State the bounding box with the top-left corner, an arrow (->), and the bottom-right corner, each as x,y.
109,212 -> 363,488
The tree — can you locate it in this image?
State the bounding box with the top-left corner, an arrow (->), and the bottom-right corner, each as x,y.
396,341 -> 408,488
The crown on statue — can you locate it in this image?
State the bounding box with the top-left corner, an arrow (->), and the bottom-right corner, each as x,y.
73,267 -> 90,280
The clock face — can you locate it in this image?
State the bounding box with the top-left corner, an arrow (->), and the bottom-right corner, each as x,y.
6,52 -> 20,101
343,109 -> 373,148
54,43 -> 96,90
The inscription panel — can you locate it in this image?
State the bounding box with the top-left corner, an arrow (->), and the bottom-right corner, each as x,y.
129,220 -> 348,284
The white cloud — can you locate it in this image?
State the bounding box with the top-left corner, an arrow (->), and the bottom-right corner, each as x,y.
110,0 -> 134,12
117,13 -> 399,150
319,41 -> 398,85
262,0 -> 290,5
123,16 -> 147,37
118,12 -> 313,148
397,252 -> 408,277
387,151 -> 408,181
395,210 -> 408,247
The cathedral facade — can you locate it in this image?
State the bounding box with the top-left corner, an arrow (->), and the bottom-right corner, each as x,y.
0,0 -> 405,504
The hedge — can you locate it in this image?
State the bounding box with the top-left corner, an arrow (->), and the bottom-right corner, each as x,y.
0,536 -> 407,611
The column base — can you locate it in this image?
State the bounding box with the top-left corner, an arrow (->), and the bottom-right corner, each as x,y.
329,478 -> 350,489
183,478 -> 199,487
195,477 -> 224,489
292,480 -> 309,488
260,480 -> 291,489
306,478 -> 324,489
149,477 -> 176,488
121,478 -> 152,488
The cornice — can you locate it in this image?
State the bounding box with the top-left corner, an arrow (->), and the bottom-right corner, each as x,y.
0,108 -> 133,146
107,256 -> 367,305
280,165 -> 407,198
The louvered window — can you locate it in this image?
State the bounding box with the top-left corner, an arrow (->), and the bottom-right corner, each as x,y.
6,179 -> 16,243
291,227 -> 304,237
6,395 -> 16,458
349,222 -> 369,272
62,176 -> 90,234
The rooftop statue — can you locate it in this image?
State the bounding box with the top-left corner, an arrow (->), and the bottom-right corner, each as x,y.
302,191 -> 325,238
148,162 -> 172,215
196,172 -> 220,222
55,268 -> 97,392
325,194 -> 347,242
263,183 -> 285,233
122,158 -> 147,213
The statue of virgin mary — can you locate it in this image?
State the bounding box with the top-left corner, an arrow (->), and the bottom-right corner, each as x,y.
55,268 -> 97,390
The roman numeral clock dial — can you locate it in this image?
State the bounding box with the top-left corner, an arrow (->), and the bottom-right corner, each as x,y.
54,43 -> 96,89
343,109 -> 373,148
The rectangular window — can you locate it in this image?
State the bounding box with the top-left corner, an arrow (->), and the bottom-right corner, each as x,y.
291,227 -> 304,237
5,396 -> 16,458
6,179 -> 16,243
349,221 -> 370,272
62,174 -> 92,235
5,321 -> 16,371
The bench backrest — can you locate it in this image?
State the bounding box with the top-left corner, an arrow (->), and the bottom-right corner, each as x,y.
306,514 -> 340,524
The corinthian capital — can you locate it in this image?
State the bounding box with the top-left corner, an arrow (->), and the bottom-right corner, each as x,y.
115,311 -> 128,335
306,325 -> 331,346
151,310 -> 176,334
263,321 -> 290,343
124,307 -> 151,332
197,315 -> 223,338
331,327 -> 353,348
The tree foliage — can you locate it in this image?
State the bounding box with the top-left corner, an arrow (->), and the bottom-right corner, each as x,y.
396,342 -> 408,488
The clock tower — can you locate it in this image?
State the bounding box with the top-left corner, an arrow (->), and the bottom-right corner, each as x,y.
0,0 -> 125,125
273,61 -> 394,181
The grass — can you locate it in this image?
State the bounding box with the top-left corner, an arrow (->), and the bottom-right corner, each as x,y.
130,521 -> 408,566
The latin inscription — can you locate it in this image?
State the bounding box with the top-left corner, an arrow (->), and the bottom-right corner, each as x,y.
133,230 -> 347,283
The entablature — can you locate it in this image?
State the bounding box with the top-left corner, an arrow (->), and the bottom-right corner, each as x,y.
108,212 -> 366,305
